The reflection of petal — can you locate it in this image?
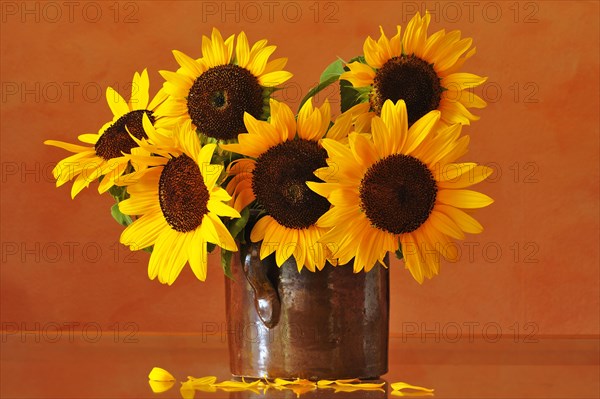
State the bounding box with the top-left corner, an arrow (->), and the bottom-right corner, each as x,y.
148,380 -> 174,393
186,375 -> 217,387
212,379 -> 263,391
148,367 -> 175,381
317,378 -> 359,386
391,381 -> 435,395
333,386 -> 386,393
335,381 -> 386,389
272,378 -> 315,387
179,380 -> 196,399
391,391 -> 435,397
291,384 -> 317,397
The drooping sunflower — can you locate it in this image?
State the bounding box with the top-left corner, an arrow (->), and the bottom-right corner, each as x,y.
309,99 -> 493,283
221,98 -> 352,272
341,12 -> 487,128
44,70 -> 169,198
158,28 -> 292,141
117,115 -> 239,285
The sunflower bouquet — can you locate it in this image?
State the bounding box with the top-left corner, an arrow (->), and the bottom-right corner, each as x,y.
45,12 -> 492,286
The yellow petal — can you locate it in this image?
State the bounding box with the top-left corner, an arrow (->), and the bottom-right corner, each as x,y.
270,99 -> 296,141
340,62 -> 376,87
173,50 -> 204,78
186,376 -> 218,386
207,199 -> 240,219
363,36 -> 384,68
259,70 -> 293,87
77,134 -> 99,144
370,116 -> 392,157
437,165 -> 493,189
187,229 -> 208,281
248,45 -> 276,76
404,110 -> 440,155
391,381 -> 434,393
148,367 -> 175,382
44,140 -> 92,153
436,204 -> 484,234
443,72 -> 487,89
263,57 -> 288,74
105,87 -> 130,117
120,211 -> 166,250
205,213 -> 238,251
131,69 -> 150,110
236,31 -> 250,68
437,189 -> 494,209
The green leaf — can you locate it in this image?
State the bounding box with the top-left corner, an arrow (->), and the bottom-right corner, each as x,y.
395,247 -> 404,260
340,79 -> 360,113
298,58 -> 345,111
228,207 -> 250,244
348,55 -> 366,64
319,58 -> 345,83
221,250 -> 234,279
142,245 -> 153,254
108,184 -> 127,201
110,203 -> 132,227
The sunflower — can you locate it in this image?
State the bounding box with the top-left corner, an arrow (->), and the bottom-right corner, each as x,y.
221,98 -> 352,272
157,28 -> 292,141
341,12 -> 487,128
308,99 -> 493,283
117,115 -> 239,285
44,70 -> 169,198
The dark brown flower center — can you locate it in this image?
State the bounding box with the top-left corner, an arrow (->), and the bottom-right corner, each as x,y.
187,64 -> 264,141
159,154 -> 210,233
359,154 -> 437,234
371,54 -> 442,126
252,139 -> 330,229
94,110 -> 155,160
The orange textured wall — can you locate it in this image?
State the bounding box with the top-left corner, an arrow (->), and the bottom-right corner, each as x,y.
1,1 -> 598,340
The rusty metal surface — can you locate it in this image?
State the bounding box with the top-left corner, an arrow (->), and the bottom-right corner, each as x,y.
225,243 -> 390,380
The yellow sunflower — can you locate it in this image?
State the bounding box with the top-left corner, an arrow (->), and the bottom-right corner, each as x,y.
309,99 -> 493,283
221,98 -> 352,272
117,115 -> 239,285
158,28 -> 292,141
44,70 -> 169,198
341,12 -> 487,128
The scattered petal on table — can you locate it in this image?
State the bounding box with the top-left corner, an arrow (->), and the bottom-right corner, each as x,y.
391,381 -> 435,393
317,378 -> 360,386
335,381 -> 386,388
212,379 -> 263,389
272,378 -> 316,387
186,375 -> 218,387
148,367 -> 175,382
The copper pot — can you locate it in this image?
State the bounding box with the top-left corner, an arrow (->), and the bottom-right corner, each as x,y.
225,241 -> 389,380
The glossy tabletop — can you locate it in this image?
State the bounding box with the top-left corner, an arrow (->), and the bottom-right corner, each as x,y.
1,335 -> 598,399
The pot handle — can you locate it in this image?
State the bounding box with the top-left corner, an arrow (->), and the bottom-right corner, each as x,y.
242,242 -> 281,329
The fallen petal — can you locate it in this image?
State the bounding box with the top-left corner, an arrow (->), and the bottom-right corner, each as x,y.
148,367 -> 175,382
391,381 -> 435,393
186,375 -> 218,387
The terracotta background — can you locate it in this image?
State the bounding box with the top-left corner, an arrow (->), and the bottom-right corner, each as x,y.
1,0 -> 598,340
